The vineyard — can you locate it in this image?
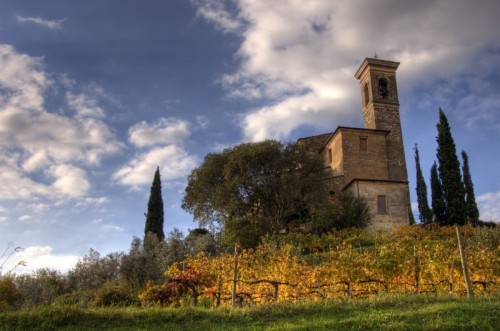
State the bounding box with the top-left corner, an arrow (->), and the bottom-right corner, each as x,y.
140,226 -> 499,307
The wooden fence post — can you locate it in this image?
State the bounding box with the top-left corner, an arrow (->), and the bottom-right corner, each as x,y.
216,263 -> 222,307
455,226 -> 473,298
273,283 -> 279,303
231,244 -> 239,307
414,245 -> 420,293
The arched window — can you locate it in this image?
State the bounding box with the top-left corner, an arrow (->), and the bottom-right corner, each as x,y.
364,83 -> 370,106
378,78 -> 389,98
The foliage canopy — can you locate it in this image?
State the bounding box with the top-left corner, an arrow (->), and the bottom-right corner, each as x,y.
461,150 -> 480,226
182,140 -> 327,247
414,144 -> 433,224
436,109 -> 467,225
145,167 -> 165,240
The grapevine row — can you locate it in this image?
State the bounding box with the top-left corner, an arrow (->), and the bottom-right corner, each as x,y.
140,226 -> 499,306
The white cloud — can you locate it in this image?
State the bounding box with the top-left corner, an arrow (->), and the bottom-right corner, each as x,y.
241,91 -> 352,141
114,145 -> 197,186
0,44 -> 49,110
193,0 -> 500,141
49,164 -> 90,197
18,215 -> 31,222
66,92 -> 105,119
116,116 -> 198,188
196,115 -> 210,129
128,118 -> 191,148
477,191 -> 500,223
16,16 -> 66,30
192,0 -> 243,33
0,45 -> 123,200
22,151 -> 50,173
0,153 -> 51,200
76,197 -> 110,208
4,246 -> 79,274
102,224 -> 124,232
29,203 -> 50,214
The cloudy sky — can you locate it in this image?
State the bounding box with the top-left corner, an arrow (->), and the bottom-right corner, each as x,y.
1,0 -> 499,273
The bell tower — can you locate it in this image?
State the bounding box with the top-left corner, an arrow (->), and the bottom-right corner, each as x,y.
355,58 -> 408,182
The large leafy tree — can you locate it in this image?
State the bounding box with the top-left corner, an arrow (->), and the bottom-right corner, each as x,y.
145,167 -> 165,240
414,144 -> 433,224
430,162 -> 447,225
461,150 -> 479,226
182,140 -> 326,247
436,109 -> 466,225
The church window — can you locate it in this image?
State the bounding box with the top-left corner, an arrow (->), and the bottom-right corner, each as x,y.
378,78 -> 389,98
364,83 -> 370,106
377,195 -> 387,213
359,137 -> 367,152
328,148 -> 332,164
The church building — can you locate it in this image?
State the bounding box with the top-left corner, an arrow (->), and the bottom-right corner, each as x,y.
298,58 -> 411,229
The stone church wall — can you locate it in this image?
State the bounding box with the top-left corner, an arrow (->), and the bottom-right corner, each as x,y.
344,180 -> 409,230
339,129 -> 390,184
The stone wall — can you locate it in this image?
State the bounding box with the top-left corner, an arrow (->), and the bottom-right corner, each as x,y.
322,127 -> 391,184
345,179 -> 410,230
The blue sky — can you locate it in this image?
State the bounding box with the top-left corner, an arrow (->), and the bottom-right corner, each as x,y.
1,0 -> 499,273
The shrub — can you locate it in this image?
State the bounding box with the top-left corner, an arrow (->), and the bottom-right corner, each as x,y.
92,283 -> 138,307
53,291 -> 91,308
15,268 -> 68,308
68,249 -> 122,292
0,277 -> 21,311
138,269 -> 202,307
311,193 -> 371,234
139,280 -> 188,307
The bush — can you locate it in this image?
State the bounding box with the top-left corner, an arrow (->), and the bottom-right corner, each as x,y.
0,277 -> 21,311
68,249 -> 122,292
53,291 -> 91,308
15,268 -> 68,308
312,193 -> 371,234
92,283 -> 138,307
138,268 -> 202,308
139,280 -> 188,307
120,235 -> 169,290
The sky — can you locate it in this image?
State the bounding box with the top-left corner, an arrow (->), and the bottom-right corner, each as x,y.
1,0 -> 499,274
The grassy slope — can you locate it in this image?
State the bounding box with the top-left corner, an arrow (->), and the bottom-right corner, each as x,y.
1,295 -> 498,331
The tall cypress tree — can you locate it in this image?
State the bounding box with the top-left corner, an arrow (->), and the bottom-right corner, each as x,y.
430,162 -> 447,225
145,167 -> 165,240
461,150 -> 479,226
414,144 -> 433,224
436,109 -> 466,225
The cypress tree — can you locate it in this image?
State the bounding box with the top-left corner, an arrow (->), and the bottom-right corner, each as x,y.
414,144 -> 433,224
430,162 -> 447,225
145,167 -> 165,240
461,150 -> 479,226
436,109 -> 466,225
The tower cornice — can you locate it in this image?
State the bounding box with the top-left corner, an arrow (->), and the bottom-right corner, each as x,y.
354,58 -> 400,79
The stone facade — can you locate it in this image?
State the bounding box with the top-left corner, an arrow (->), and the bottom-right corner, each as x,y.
297,58 -> 411,229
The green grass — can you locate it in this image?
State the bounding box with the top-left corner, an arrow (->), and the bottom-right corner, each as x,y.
1,295 -> 498,330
